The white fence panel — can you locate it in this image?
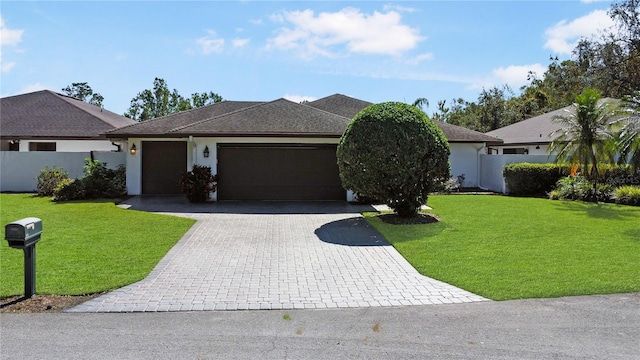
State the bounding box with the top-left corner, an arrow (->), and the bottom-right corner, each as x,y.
479,154 -> 556,193
1,151 -> 126,193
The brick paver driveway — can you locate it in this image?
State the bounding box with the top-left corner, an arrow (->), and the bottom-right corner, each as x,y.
70,197 -> 486,312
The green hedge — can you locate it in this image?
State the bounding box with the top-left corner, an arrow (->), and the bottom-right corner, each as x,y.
504,163 -> 640,197
614,186 -> 640,206
503,163 -> 570,196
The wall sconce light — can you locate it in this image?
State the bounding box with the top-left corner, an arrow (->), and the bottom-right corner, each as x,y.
203,146 -> 210,158
535,145 -> 540,150
130,144 -> 137,155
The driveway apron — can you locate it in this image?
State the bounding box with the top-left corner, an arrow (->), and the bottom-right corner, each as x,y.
69,197 -> 487,312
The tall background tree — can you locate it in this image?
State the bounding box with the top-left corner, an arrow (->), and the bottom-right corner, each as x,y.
62,82 -> 104,107
432,0 -> 639,132
125,77 -> 223,121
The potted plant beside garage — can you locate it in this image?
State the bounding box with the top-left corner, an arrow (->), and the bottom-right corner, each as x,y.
179,165 -> 218,203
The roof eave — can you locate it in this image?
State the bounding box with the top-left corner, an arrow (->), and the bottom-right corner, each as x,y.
105,132 -> 343,139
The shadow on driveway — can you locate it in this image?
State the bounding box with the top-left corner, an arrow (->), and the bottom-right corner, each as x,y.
118,195 -> 378,214
315,217 -> 389,246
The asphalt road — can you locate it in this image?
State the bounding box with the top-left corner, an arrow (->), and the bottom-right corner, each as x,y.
1,293 -> 638,359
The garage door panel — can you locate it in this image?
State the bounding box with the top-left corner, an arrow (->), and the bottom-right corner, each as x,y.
142,141 -> 187,194
218,145 -> 345,200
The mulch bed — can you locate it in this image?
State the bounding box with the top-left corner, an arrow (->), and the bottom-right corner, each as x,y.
0,294 -> 102,313
377,212 -> 440,225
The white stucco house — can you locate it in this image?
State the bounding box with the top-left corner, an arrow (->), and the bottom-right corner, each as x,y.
1,90 -> 135,152
105,94 -> 502,200
485,98 -> 620,157
0,90 -> 135,192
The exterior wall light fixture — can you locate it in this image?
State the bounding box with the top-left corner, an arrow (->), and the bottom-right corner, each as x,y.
130,144 -> 137,155
203,145 -> 210,158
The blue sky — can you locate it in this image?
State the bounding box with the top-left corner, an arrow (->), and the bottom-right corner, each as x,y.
1,1 -> 615,116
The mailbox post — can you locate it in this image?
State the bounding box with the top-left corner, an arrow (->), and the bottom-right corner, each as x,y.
4,217 -> 42,298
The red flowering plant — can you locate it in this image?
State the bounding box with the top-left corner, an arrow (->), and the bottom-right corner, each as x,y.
179,165 -> 218,203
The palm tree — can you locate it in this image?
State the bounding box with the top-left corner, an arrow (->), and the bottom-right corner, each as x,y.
617,92 -> 640,171
549,88 -> 618,180
411,97 -> 429,111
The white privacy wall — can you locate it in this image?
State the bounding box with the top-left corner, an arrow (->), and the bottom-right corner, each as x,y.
448,143 -> 486,188
479,154 -> 557,193
1,151 -> 126,192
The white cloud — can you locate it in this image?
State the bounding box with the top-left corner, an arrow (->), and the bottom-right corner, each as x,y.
544,10 -> 614,54
383,4 -> 417,13
1,16 -> 24,73
406,53 -> 434,65
284,94 -> 317,103
467,63 -> 546,91
267,7 -> 424,58
0,16 -> 24,47
493,63 -> 546,88
232,38 -> 250,48
196,30 -> 225,54
1,60 -> 16,73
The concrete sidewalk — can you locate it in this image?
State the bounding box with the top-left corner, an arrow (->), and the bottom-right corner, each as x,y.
69,197 -> 486,312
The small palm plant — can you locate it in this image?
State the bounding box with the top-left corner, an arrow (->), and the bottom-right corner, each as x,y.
549,88 -> 620,200
616,92 -> 640,171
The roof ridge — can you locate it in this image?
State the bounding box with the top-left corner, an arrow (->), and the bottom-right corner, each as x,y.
53,91 -> 130,128
299,100 -> 352,121
144,99 -> 251,122
167,101 -> 268,133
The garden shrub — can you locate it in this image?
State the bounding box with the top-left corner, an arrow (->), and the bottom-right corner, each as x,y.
598,164 -> 640,187
82,159 -> 126,199
180,165 -> 218,203
53,178 -> 86,202
503,163 -> 570,196
550,175 -> 614,202
48,159 -> 126,202
614,186 -> 640,206
36,165 -> 70,196
337,102 -> 450,218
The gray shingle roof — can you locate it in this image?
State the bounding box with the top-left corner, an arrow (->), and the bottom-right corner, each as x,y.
486,106 -> 569,145
103,92 -> 503,143
485,98 -> 619,145
307,94 -> 373,119
172,99 -> 351,137
434,121 -> 502,143
0,90 -> 135,139
309,94 -> 502,143
106,100 -> 263,137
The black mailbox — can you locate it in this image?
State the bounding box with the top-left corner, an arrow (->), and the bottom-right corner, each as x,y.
5,217 -> 43,298
5,217 -> 42,249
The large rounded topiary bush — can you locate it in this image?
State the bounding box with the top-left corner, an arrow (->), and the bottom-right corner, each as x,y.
337,102 -> 450,218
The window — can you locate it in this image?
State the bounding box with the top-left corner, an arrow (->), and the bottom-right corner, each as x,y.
8,141 -> 19,151
502,148 -> 527,155
29,142 -> 56,152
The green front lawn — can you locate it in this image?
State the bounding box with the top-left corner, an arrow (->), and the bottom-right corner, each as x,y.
365,195 -> 640,300
0,194 -> 195,296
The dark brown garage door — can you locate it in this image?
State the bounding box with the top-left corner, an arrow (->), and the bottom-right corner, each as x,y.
142,141 -> 187,194
217,144 -> 345,200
